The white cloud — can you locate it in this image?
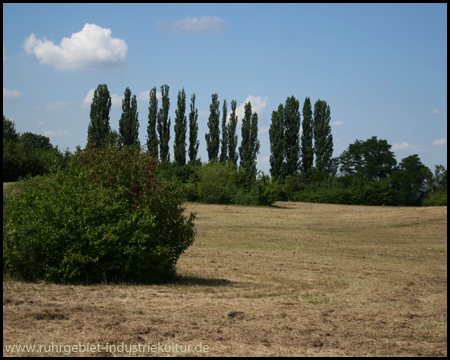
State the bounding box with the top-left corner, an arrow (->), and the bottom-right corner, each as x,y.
433,138 -> 447,146
110,94 -> 123,109
45,101 -> 71,111
158,15 -> 226,33
198,110 -> 209,117
257,156 -> 270,165
392,142 -> 416,151
332,120 -> 344,126
82,89 -> 96,108
44,130 -> 70,137
3,88 -> 24,100
258,126 -> 269,135
431,109 -> 442,114
234,95 -> 269,125
37,121 -> 45,125
137,90 -> 162,102
392,142 -> 427,154
23,23 -> 127,71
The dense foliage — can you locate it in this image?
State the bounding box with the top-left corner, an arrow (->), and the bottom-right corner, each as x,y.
87,84 -> 112,148
3,145 -> 196,284
118,87 -> 140,148
4,82 -> 446,208
3,116 -> 71,182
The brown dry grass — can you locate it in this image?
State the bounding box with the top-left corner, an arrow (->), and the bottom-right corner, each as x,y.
3,199 -> 447,357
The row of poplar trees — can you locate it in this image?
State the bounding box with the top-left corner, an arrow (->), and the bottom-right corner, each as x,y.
87,84 -> 260,178
269,96 -> 333,181
87,84 -> 332,181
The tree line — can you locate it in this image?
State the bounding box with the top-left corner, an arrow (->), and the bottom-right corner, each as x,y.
87,84 -> 262,179
3,82 -> 446,207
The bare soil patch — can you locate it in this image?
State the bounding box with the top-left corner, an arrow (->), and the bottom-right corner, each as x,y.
3,202 -> 447,356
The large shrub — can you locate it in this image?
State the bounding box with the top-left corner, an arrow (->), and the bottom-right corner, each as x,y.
3,145 -> 196,284
196,162 -> 238,204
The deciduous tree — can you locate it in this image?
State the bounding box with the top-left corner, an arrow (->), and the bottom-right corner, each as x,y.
119,87 -> 140,148
88,84 -> 111,148
227,100 -> 239,165
300,97 -> 313,176
205,93 -> 220,162
313,99 -> 333,172
269,104 -> 285,180
174,88 -> 187,166
239,102 -> 260,181
147,87 -> 159,157
339,136 -> 397,181
157,85 -> 171,163
284,96 -> 300,177
188,93 -> 200,163
220,99 -> 228,163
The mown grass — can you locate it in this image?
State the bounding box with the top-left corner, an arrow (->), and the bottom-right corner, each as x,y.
3,190 -> 447,357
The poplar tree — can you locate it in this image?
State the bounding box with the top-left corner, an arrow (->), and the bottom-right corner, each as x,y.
174,88 -> 187,166
284,96 -> 301,177
87,84 -> 112,148
188,93 -> 199,163
157,85 -> 171,163
300,97 -> 313,176
239,102 -> 260,180
119,87 -> 140,148
205,93 -> 220,162
313,99 -> 333,172
227,100 -> 239,165
219,99 -> 228,163
269,103 -> 285,180
147,87 -> 159,157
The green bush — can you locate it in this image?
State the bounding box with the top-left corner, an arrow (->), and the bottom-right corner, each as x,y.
3,138 -> 70,182
422,188 -> 447,206
196,162 -> 238,204
3,145 -> 196,284
234,174 -> 277,206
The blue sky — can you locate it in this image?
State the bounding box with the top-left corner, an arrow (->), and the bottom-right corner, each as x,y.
3,3 -> 447,175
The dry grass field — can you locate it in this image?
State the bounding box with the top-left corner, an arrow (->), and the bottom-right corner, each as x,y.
3,194 -> 447,356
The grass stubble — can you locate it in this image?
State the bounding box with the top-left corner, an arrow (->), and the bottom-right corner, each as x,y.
3,184 -> 447,356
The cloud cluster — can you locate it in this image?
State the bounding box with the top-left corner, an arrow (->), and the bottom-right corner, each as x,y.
24,23 -> 127,71
158,15 -> 226,33
433,138 -> 447,146
136,90 -> 162,102
3,88 -> 23,100
43,130 -> 70,137
392,142 -> 420,152
234,95 -> 269,124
